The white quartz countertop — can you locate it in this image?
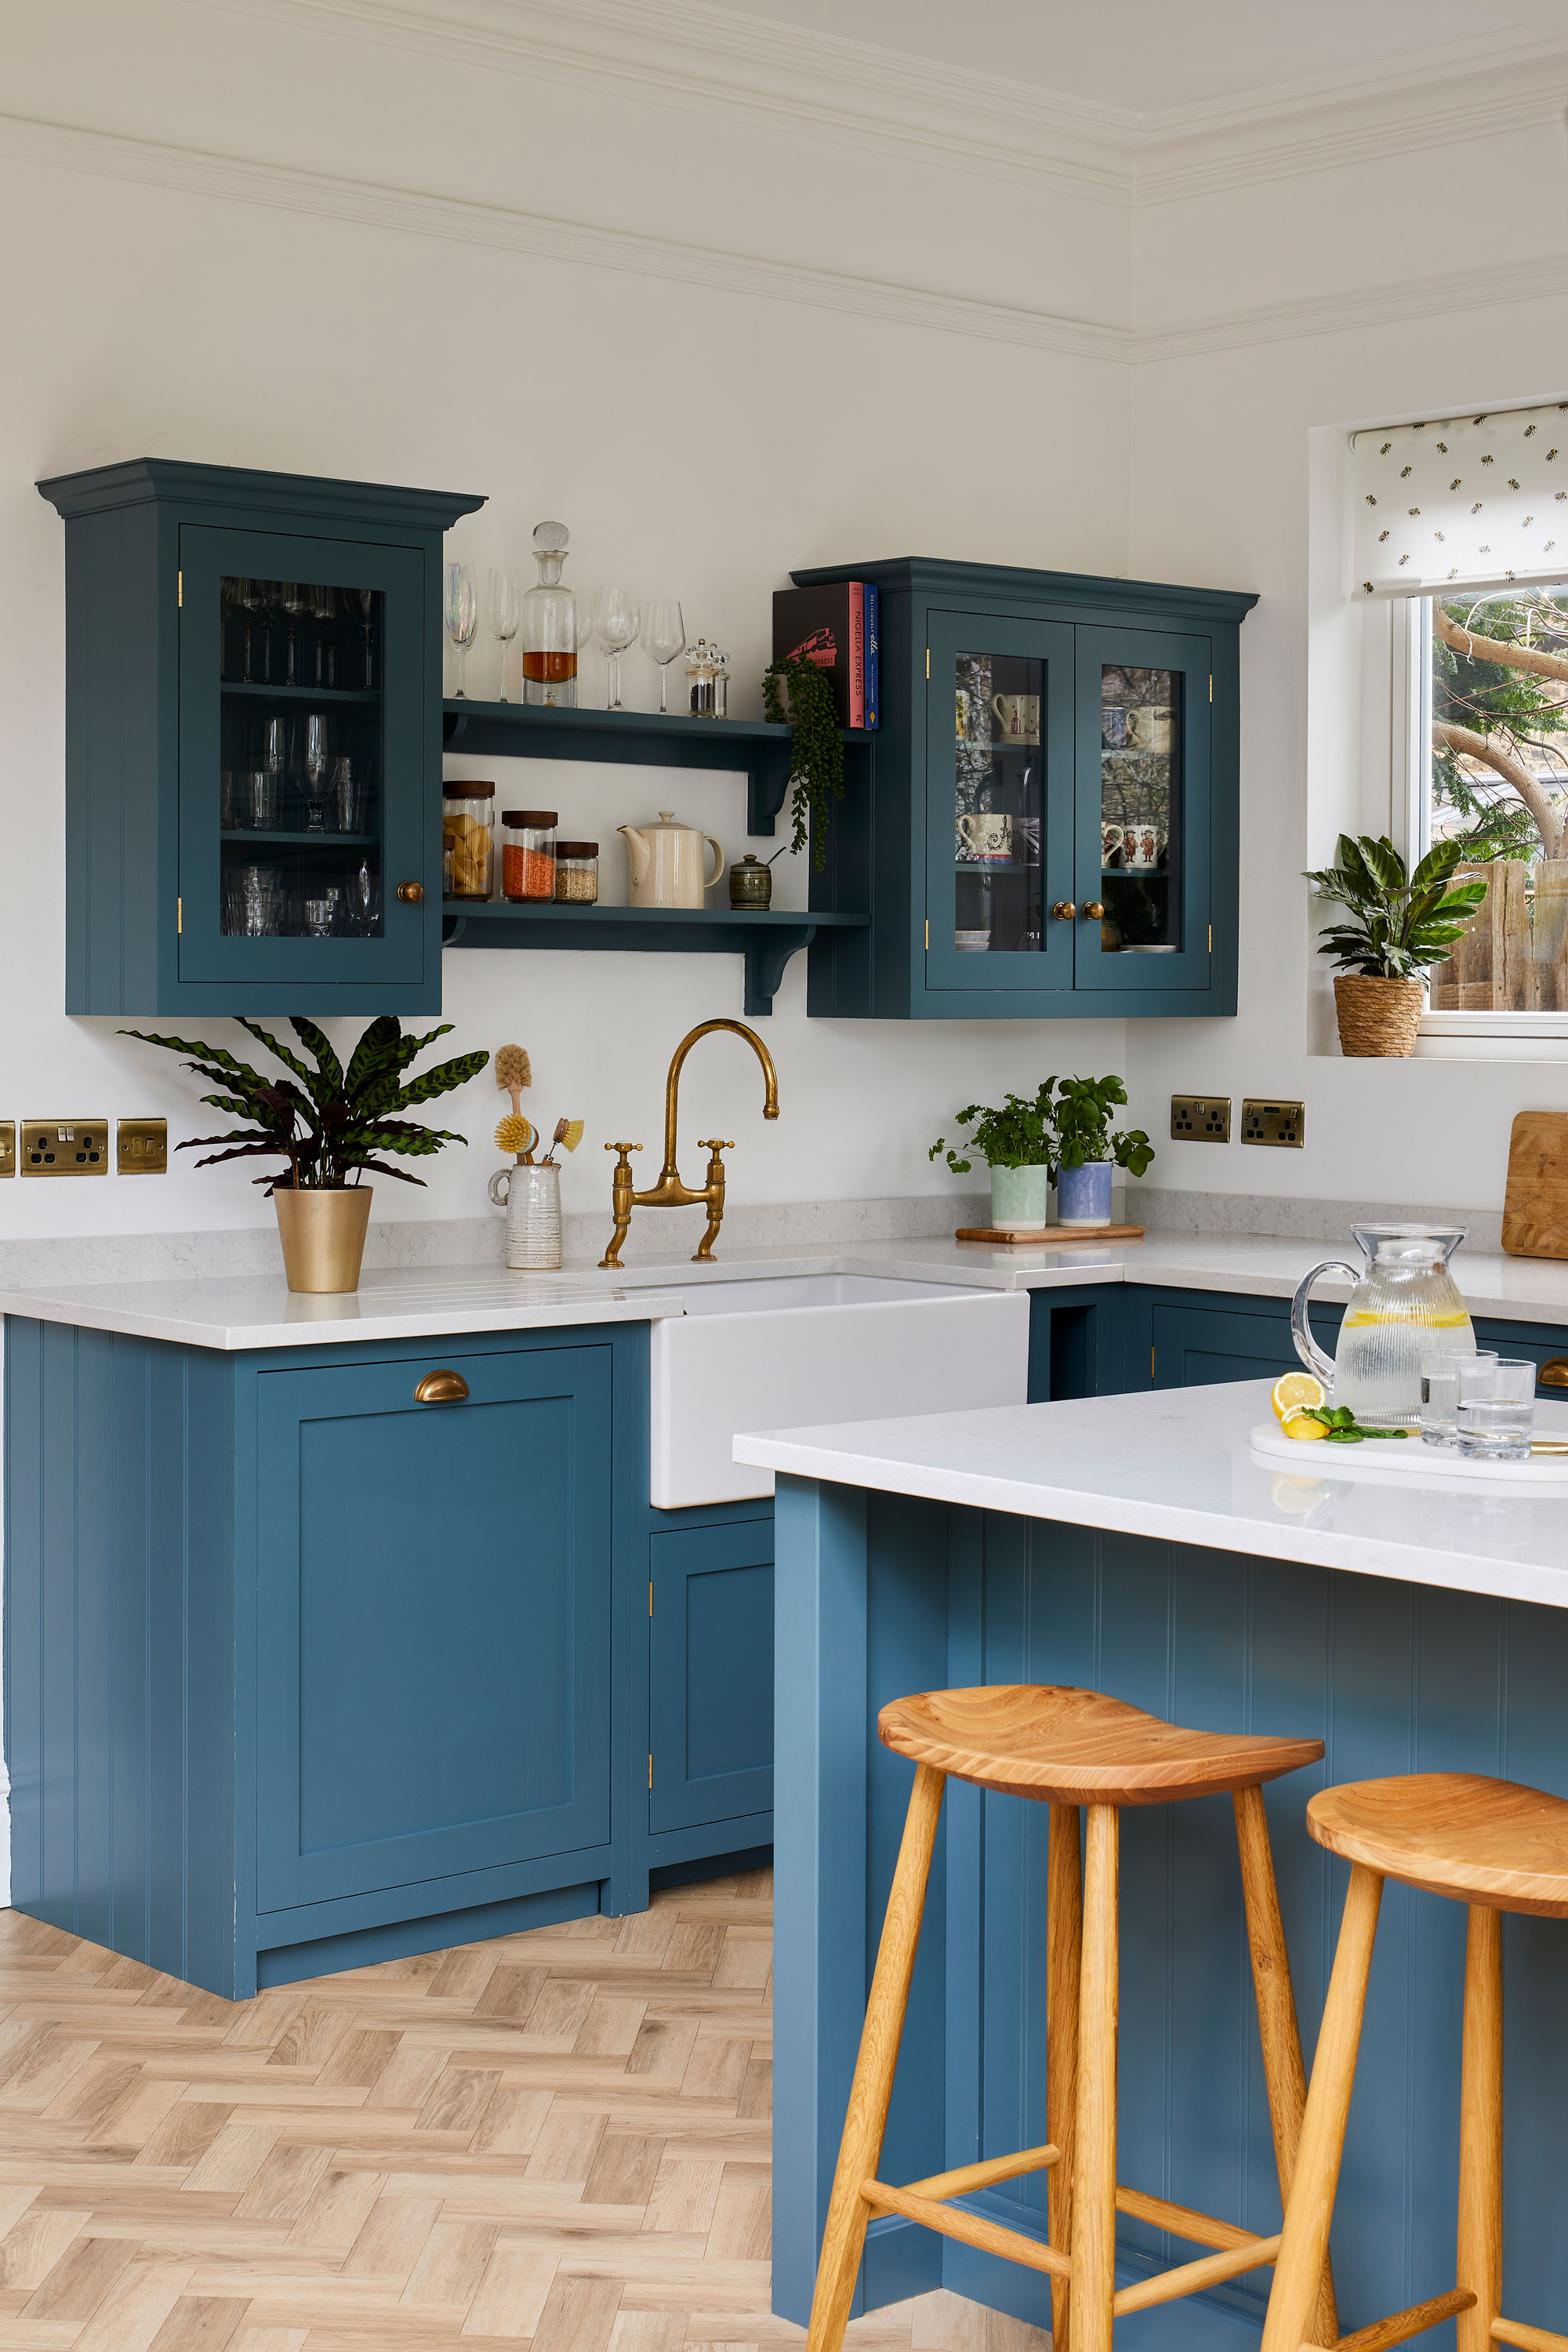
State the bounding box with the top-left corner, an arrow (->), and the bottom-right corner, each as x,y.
6,1227 -> 1568,1349
734,1380 -> 1568,1610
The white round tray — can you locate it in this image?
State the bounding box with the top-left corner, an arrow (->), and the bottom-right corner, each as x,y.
1248,1419 -> 1568,1490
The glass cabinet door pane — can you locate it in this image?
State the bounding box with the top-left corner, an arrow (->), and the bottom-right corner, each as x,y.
953,649 -> 1044,955
1098,662 -> 1180,956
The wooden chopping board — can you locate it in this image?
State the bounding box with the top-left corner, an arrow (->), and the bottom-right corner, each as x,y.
955,1222 -> 1145,1247
1501,1111 -> 1568,1258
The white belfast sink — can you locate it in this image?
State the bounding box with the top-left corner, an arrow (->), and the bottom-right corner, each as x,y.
648,1272 -> 1030,1508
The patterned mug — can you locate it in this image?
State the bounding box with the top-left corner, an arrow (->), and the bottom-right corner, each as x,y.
1101,821 -> 1125,869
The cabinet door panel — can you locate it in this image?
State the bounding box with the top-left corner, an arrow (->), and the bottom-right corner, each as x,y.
1150,1301 -> 1340,1389
256,1345 -> 612,1911
1073,624 -> 1212,992
650,1519 -> 774,1833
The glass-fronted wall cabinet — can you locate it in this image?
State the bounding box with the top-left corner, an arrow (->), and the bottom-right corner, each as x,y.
39,460 -> 483,1015
798,559 -> 1256,1019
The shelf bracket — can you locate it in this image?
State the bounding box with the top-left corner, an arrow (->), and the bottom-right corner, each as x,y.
441,914 -> 469,946
743,922 -> 816,1018
443,710 -> 470,749
746,738 -> 795,837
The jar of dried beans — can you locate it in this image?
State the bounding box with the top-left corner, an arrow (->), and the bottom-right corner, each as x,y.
442,782 -> 495,898
553,842 -> 599,903
501,809 -> 558,902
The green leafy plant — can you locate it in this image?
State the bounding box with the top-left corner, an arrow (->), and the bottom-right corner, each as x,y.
929,1083 -> 1055,1177
1303,833 -> 1487,977
1051,1074 -> 1154,1177
762,655 -> 844,869
121,1017 -> 488,1192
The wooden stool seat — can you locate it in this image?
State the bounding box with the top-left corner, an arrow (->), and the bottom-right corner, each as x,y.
878,1682 -> 1324,1806
1261,1770 -> 1568,2352
1308,1771 -> 1568,1915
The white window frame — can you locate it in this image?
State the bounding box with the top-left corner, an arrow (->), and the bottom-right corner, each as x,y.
1403,590 -> 1568,1057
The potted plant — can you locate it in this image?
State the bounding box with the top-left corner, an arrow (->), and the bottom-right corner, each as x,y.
762,654 -> 844,869
122,1016 -> 489,1292
1051,1074 -> 1155,1226
1304,833 -> 1487,1057
930,1083 -> 1055,1228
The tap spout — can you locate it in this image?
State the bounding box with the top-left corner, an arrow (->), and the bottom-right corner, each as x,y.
654,1018 -> 779,1190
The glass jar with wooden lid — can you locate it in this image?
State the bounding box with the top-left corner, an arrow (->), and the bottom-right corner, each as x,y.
442,782 -> 494,899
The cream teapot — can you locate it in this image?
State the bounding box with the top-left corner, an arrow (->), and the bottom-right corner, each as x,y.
619,811 -> 725,909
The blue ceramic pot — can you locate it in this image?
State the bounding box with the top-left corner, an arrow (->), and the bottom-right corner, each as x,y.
989,1163 -> 1051,1229
1056,1159 -> 1114,1226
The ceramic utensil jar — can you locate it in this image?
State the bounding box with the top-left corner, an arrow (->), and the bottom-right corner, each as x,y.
488,1162 -> 562,1271
619,811 -> 725,908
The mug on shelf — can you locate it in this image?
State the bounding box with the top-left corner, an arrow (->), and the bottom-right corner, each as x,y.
1127,705 -> 1174,754
1102,705 -> 1129,750
1101,820 -> 1125,869
1123,825 -> 1167,872
991,692 -> 1040,741
956,811 -> 1013,864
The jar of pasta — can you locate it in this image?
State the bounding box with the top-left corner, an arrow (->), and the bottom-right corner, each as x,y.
501,809 -> 558,902
442,782 -> 495,898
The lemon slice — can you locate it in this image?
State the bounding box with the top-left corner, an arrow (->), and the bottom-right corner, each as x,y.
1283,1411 -> 1329,1441
1272,1371 -> 1327,1425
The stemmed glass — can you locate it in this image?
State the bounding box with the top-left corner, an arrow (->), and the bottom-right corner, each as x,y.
445,563 -> 478,698
488,566 -> 521,702
642,600 -> 686,713
349,858 -> 381,937
237,579 -> 263,682
281,583 -> 307,685
302,712 -> 330,834
351,590 -> 376,689
592,585 -> 641,711
310,585 -> 339,687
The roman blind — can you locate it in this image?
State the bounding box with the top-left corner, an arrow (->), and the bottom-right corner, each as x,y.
1352,400 -> 1568,597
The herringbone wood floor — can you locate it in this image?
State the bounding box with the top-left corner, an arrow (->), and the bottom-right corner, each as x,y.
0,1872 -> 1047,2352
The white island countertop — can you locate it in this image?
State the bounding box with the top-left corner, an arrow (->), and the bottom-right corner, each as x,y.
735,1379 -> 1568,1610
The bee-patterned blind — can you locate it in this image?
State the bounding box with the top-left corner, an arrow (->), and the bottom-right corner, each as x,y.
1352,401 -> 1568,597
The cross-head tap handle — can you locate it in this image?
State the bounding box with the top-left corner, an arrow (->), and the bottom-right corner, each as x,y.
697,1138 -> 735,1152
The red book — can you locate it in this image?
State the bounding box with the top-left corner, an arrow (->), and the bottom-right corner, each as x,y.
773,582 -> 866,728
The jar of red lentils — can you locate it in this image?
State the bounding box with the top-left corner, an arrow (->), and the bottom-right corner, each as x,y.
500,809 -> 557,902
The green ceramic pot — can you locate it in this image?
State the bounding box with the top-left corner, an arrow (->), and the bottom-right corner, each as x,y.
989,1163 -> 1051,1229
729,855 -> 773,908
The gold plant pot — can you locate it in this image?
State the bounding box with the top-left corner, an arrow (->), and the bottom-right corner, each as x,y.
1333,974 -> 1426,1058
274,1186 -> 373,1293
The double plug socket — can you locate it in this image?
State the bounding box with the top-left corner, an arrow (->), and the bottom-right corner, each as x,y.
13,1119 -> 168,1177
1170,1095 -> 1305,1148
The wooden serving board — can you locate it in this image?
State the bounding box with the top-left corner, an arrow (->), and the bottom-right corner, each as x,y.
1501,1111 -> 1568,1258
955,1222 -> 1145,1247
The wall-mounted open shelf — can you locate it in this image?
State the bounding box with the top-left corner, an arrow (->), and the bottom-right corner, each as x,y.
440,900 -> 869,1017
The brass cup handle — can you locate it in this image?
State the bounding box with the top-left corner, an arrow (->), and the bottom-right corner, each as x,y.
1052,901 -> 1077,921
414,1369 -> 469,1403
1083,900 -> 1105,920
1540,1358 -> 1568,1388
397,881 -> 424,904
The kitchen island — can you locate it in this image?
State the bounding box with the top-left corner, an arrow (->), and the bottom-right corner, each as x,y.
739,1381 -> 1568,2349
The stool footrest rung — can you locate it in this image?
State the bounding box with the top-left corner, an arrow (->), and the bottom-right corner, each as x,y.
1493,2318 -> 1568,2352
1113,2233 -> 1282,2317
1301,2288 -> 1479,2352
859,2180 -> 1070,2281
864,2143 -> 1058,2221
1115,2183 -> 1265,2254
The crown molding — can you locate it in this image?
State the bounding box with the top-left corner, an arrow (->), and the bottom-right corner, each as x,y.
0,113 -> 1131,362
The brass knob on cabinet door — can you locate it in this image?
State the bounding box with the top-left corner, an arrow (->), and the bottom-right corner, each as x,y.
1540,1358 -> 1568,1388
1051,901 -> 1077,920
1083,901 -> 1105,920
414,1369 -> 469,1403
397,881 -> 424,904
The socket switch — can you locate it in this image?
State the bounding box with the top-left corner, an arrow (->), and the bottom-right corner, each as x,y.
1171,1094 -> 1231,1142
118,1118 -> 168,1174
0,1123 -> 14,1177
1241,1098 -> 1305,1148
22,1120 -> 109,1175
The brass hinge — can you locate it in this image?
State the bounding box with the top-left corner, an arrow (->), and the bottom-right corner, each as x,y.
648,1580 -> 654,1617
176,896 -> 182,935
1151,1345 -> 1156,1378
1208,673 -> 1213,702
926,648 -> 931,679
1208,924 -> 1212,953
648,1753 -> 654,1790
177,571 -> 183,608
924,918 -> 930,949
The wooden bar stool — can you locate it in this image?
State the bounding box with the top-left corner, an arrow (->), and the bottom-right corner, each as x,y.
1261,1772 -> 1568,2352
805,1683 -> 1335,2352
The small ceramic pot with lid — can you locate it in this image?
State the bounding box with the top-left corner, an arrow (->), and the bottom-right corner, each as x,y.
729,855 -> 773,909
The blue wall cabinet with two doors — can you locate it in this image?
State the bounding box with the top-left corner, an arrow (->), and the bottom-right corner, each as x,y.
37,459 -> 484,1015
797,557 -> 1257,1019
4,1315 -> 771,1999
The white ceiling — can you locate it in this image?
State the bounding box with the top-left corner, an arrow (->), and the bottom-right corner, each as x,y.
713,0 -> 1568,116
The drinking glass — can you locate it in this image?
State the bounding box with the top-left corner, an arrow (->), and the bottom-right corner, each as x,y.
236,578 -> 263,681
245,769 -> 278,830
642,598 -> 686,713
220,770 -> 238,829
256,582 -> 284,682
592,584 -> 641,711
303,893 -> 339,939
1455,1358 -> 1537,1460
232,865 -> 283,936
329,755 -> 365,836
488,566 -> 521,702
310,585 -> 339,687
281,583 -> 307,685
1421,1351 -> 1497,1447
302,712 -> 330,833
349,858 -> 381,936
220,579 -> 245,681
445,563 -> 479,698
351,589 -> 376,689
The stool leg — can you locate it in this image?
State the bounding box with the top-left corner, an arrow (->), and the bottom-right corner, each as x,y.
1234,1786 -> 1340,2349
1047,1802 -> 1083,2352
1069,1802 -> 1120,2352
1456,1904 -> 1503,2352
1260,1862 -> 1384,2352
805,1762 -> 946,2352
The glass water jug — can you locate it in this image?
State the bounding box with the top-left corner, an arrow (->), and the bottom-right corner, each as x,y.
1290,1224 -> 1475,1428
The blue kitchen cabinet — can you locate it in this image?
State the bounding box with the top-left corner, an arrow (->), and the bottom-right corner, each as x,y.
37,458 -> 483,1015
649,1508 -> 775,1846
795,558 -> 1256,1019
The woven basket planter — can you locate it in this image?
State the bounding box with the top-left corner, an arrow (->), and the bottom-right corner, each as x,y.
1333,975 -> 1425,1057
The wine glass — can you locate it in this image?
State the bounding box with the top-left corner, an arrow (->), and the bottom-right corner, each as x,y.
310,584 -> 339,687
302,712 -> 330,833
351,589 -> 376,689
236,579 -> 263,682
592,585 -> 641,712
445,563 -> 478,697
281,583 -> 307,685
642,599 -> 686,714
350,858 -> 381,936
488,566 -> 521,702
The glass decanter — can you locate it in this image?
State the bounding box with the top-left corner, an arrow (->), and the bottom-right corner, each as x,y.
521,521 -> 576,706
1290,1223 -> 1475,1427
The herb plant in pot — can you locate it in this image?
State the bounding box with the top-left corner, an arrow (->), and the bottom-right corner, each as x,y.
1304,833 -> 1487,1057
930,1083 -> 1054,1229
123,1017 -> 489,1292
1051,1074 -> 1155,1227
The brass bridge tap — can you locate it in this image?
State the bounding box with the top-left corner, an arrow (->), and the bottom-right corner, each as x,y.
599,1019 -> 780,1269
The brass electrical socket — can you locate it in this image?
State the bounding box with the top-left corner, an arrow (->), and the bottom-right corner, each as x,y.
0,1123 -> 14,1177
1171,1094 -> 1231,1142
1241,1098 -> 1305,1148
118,1118 -> 168,1174
21,1120 -> 110,1175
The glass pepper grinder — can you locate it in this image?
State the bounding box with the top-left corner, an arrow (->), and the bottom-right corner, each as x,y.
521,521 -> 577,707
686,637 -> 717,717
710,646 -> 731,720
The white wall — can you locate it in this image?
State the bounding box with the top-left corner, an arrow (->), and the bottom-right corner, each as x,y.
0,0 -> 1133,1261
